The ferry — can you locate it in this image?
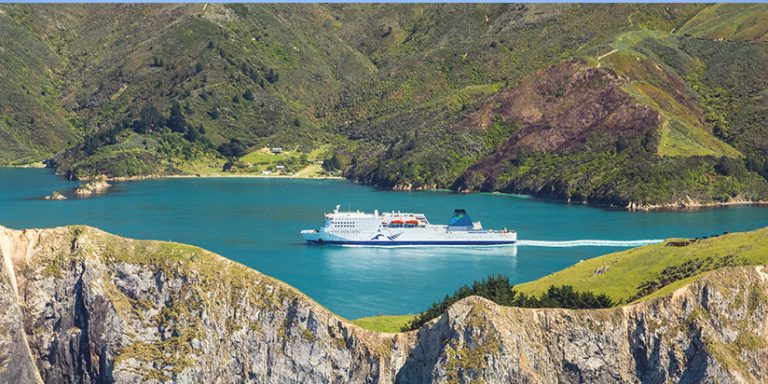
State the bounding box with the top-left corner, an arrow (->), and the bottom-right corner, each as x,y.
301,205 -> 516,246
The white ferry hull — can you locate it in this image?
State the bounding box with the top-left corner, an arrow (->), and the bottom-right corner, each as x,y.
301,208 -> 517,247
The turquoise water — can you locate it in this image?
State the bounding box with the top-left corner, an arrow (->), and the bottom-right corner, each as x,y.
2,168 -> 768,318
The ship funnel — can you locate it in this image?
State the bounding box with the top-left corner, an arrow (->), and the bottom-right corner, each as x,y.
448,209 -> 473,227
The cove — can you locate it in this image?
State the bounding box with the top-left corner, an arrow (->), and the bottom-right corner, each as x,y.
2,167 -> 768,319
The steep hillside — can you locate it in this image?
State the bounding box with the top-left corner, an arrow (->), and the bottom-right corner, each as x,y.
2,225 -> 768,383
0,9 -> 77,164
1,4 -> 767,206
0,225 -> 408,383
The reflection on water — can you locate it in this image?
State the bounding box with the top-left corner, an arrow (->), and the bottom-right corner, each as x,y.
323,246 -> 518,275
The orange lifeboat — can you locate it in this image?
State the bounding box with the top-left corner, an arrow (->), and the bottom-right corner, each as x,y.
390,219 -> 404,225
406,219 -> 419,225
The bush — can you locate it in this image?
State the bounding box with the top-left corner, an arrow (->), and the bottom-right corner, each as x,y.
167,102 -> 186,133
217,139 -> 246,158
403,274 -> 613,331
133,105 -> 164,133
208,106 -> 219,120
265,68 -> 279,84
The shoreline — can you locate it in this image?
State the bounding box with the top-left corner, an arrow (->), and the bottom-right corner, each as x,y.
1,163 -> 47,168
105,172 -> 346,182
5,166 -> 767,211
625,198 -> 768,211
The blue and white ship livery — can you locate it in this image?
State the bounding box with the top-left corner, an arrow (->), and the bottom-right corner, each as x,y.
301,206 -> 516,246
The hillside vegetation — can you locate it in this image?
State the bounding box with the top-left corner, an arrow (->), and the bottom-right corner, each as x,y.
358,226 -> 768,333
516,228 -> 768,302
0,4 -> 767,206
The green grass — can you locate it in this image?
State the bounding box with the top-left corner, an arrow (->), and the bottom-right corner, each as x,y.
351,315 -> 416,333
236,145 -> 331,176
601,37 -> 741,159
516,227 -> 768,302
354,226 -> 768,333
679,4 -> 768,41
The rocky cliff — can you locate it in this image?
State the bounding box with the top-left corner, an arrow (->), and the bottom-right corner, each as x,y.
1,225 -> 767,383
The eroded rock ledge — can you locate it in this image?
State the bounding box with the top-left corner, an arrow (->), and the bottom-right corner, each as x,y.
1,225 -> 767,383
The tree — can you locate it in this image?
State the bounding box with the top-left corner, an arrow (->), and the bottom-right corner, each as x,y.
232,94 -> 240,104
243,89 -> 254,101
208,106 -> 219,120
325,152 -> 349,171
265,68 -> 279,84
83,135 -> 100,156
167,102 -> 187,133
715,156 -> 736,177
614,136 -> 629,153
134,105 -> 164,133
403,274 -> 613,331
195,62 -> 204,74
184,124 -> 203,143
217,139 -> 247,158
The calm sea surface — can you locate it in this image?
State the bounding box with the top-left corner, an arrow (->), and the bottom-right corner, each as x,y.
2,168 -> 768,318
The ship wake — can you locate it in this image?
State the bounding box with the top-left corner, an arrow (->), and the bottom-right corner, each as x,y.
517,239 -> 662,247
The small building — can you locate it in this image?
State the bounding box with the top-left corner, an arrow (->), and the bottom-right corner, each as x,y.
271,147 -> 283,154
275,165 -> 285,170
261,170 -> 272,175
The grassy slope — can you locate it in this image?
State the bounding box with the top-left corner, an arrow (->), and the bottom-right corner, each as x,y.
515,227 -> 768,301
0,9 -> 77,164
354,226 -> 768,332
601,31 -> 741,158
679,3 -> 768,42
351,315 -> 416,334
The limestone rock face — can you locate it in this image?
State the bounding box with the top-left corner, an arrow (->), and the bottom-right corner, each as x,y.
1,225 -> 767,383
398,269 -> 768,383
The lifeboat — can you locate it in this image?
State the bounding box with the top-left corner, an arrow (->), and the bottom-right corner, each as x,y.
390,219 -> 404,225
406,219 -> 419,225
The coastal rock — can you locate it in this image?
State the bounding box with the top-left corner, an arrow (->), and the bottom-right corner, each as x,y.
0,225 -> 767,383
74,176 -> 111,197
43,191 -> 66,200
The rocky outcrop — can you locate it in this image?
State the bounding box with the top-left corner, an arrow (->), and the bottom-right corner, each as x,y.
400,268 -> 768,383
43,191 -> 66,200
74,177 -> 111,197
1,225 -> 767,383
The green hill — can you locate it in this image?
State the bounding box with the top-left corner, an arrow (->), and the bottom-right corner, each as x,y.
1,4 -> 767,205
356,226 -> 768,333
515,228 -> 768,302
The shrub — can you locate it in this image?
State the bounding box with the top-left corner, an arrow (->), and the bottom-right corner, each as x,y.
217,139 -> 246,158
133,105 -> 164,133
403,274 -> 613,331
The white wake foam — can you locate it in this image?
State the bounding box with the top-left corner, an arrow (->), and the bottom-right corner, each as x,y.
516,239 -> 663,248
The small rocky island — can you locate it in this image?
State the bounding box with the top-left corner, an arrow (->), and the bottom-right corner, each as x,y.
43,191 -> 66,200
74,175 -> 111,197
